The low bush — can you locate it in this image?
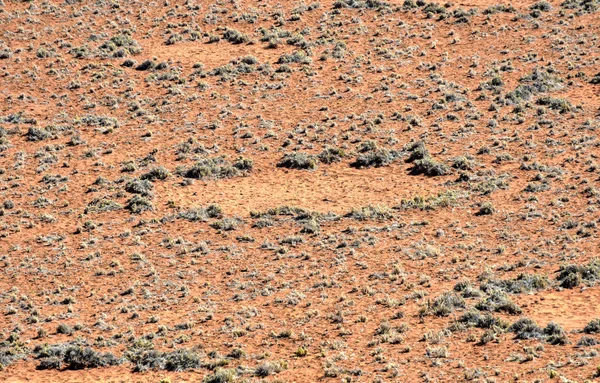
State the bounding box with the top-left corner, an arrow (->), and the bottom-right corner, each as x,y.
277,152 -> 317,170
410,157 -> 450,176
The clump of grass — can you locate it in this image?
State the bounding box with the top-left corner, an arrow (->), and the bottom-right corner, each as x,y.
509,318 -> 544,340
223,28 -> 249,44
425,346 -> 448,358
35,344 -> 121,370
333,0 -> 390,10
556,259 -> 600,288
451,156 -> 474,171
399,191 -> 462,211
85,198 -> 123,214
346,205 -> 393,221
404,141 -> 449,176
211,217 -> 243,231
476,202 -> 495,215
507,319 -> 568,344
483,4 -> 516,14
453,281 -> 483,299
125,179 -> 154,197
277,51 -> 311,64
178,205 -> 223,222
454,311 -> 509,330
250,205 -> 313,220
480,273 -> 548,294
136,59 -> 154,71
504,67 -> 564,105
352,148 -> 398,168
577,336 -> 599,347
0,333 -> 29,368
254,360 -> 287,377
561,0 -> 599,14
27,127 -> 55,142
410,157 -> 450,176
182,157 -> 252,179
130,349 -> 202,372
404,141 -> 429,162
126,195 -> 153,214
141,167 -> 170,181
277,152 -> 317,170
530,1 -> 552,11
544,322 -> 569,345
536,96 -> 573,113
98,33 -> 141,57
203,368 -> 237,383
422,292 -> 465,317
474,291 -> 522,315
318,147 -> 346,164
56,323 -> 73,335
584,318 -> 600,334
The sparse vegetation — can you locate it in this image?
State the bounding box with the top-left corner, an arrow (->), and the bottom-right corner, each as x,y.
0,0 -> 598,381
277,152 -> 318,170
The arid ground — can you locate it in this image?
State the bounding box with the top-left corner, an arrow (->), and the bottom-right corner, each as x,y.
1,0 -> 600,382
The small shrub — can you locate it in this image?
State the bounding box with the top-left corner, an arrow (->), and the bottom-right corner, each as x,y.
352,148 -> 397,168
131,349 -> 202,372
476,202 -> 495,215
426,292 -> 465,317
141,167 -> 170,181
223,28 -> 249,44
456,311 -> 508,330
475,291 -> 522,315
85,198 -> 123,214
544,322 -> 569,345
37,357 -> 62,370
451,156 -> 474,170
136,60 -> 154,71
277,51 -> 311,64
536,96 -> 573,114
577,336 -> 599,347
318,147 -> 345,164
203,368 -> 236,383
346,205 -> 393,221
126,195 -> 153,214
227,348 -> 245,359
183,157 -> 247,179
56,324 -> 73,335
211,218 -> 242,231
277,152 -> 317,170
410,157 -> 450,176
405,141 -> 429,163
400,191 -> 461,211
178,205 -> 223,222
233,157 -> 253,171
480,274 -> 548,294
584,318 -> 600,334
561,0 -> 599,14
333,0 -> 390,9
509,318 -> 544,340
530,1 -> 552,11
27,127 -> 54,142
425,346 -> 448,358
254,360 -> 287,377
125,179 -> 154,197
164,349 -> 202,372
36,345 -> 122,370
556,260 -> 600,288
